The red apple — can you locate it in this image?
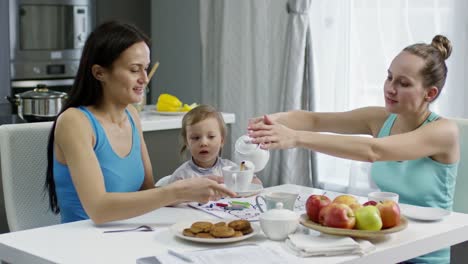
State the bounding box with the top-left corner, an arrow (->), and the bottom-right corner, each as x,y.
349,202 -> 363,213
319,203 -> 356,229
306,194 -> 331,223
333,195 -> 359,207
376,200 -> 401,229
318,204 -> 332,225
363,200 -> 377,206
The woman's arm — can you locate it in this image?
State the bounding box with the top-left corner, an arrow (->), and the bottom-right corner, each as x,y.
55,109 -> 235,224
251,117 -> 459,163
250,106 -> 388,136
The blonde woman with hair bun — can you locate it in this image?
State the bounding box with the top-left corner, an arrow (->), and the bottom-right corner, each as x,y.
249,35 -> 458,263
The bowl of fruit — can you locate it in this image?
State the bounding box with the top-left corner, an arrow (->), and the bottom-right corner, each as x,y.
300,194 -> 407,239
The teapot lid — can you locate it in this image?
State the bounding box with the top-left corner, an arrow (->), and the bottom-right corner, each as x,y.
235,135 -> 260,153
260,202 -> 298,221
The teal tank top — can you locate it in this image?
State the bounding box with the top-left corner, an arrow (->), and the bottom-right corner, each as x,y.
371,112 -> 458,264
53,106 -> 145,223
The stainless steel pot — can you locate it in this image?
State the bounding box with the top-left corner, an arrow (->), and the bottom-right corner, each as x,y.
7,84 -> 68,122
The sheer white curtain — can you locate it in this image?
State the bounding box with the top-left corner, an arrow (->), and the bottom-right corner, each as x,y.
310,0 -> 468,193
199,0 -> 291,186
200,0 -> 316,186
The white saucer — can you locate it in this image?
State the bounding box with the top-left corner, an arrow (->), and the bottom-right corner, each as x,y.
399,204 -> 451,221
233,183 -> 263,197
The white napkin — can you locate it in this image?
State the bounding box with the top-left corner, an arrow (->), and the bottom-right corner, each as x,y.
286,233 -> 375,257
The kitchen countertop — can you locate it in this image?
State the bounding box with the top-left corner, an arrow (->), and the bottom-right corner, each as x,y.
0,106 -> 236,132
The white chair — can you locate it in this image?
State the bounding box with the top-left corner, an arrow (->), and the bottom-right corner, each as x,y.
0,122 -> 60,231
452,118 -> 468,214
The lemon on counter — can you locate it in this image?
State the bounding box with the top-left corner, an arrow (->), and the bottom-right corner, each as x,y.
156,93 -> 198,112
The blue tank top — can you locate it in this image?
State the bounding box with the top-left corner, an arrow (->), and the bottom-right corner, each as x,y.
53,106 -> 145,223
371,112 -> 458,264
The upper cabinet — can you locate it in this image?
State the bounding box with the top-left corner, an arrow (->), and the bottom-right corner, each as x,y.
94,0 -> 151,37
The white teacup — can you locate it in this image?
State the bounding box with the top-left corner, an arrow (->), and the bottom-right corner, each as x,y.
234,135 -> 270,172
255,192 -> 299,212
222,162 -> 254,192
368,191 -> 399,203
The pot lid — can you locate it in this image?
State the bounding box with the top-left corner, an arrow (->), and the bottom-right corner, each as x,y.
15,84 -> 67,99
259,202 -> 299,221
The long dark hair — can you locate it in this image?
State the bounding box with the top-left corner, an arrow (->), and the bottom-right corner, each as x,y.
45,21 -> 150,214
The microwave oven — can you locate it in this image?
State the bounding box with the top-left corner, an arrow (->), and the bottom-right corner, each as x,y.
9,0 -> 91,80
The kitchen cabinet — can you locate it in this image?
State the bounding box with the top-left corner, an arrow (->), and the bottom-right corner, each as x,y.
95,0 -> 151,36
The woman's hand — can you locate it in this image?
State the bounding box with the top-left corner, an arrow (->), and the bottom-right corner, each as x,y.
170,177 -> 236,204
248,112 -> 282,126
248,115 -> 298,149
205,175 -> 224,184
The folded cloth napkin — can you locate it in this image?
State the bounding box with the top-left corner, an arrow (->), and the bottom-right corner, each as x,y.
286,233 -> 375,257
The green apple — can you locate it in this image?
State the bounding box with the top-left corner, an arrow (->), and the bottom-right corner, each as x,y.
355,205 -> 383,231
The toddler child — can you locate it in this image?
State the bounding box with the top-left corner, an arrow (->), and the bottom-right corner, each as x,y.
168,105 -> 262,186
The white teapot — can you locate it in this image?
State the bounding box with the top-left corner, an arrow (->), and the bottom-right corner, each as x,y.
234,135 -> 270,172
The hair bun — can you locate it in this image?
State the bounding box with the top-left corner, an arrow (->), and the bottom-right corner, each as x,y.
431,35 -> 452,60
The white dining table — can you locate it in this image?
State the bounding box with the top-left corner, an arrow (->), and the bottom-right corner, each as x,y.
1,184 -> 468,264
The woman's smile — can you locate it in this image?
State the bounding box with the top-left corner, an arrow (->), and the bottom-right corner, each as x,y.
385,96 -> 398,105
133,86 -> 145,96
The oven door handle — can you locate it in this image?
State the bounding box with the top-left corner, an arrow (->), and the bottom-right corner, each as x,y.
11,79 -> 74,89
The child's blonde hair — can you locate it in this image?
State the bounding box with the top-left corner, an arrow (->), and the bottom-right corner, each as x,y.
180,105 -> 227,155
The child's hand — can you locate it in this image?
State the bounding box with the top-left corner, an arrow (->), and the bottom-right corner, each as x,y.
206,175 -> 224,184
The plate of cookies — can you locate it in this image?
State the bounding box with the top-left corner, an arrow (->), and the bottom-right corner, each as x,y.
170,219 -> 258,243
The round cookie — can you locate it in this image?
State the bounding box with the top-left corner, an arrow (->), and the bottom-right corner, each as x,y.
195,232 -> 215,239
214,222 -> 227,227
190,221 -> 213,233
210,226 -> 235,238
228,220 -> 251,231
233,231 -> 243,237
241,227 -> 253,235
182,228 -> 195,237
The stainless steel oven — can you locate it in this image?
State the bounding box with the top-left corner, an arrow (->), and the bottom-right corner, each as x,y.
8,0 -> 91,117
9,0 -> 91,80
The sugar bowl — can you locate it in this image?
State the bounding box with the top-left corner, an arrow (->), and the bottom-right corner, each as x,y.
259,202 -> 299,241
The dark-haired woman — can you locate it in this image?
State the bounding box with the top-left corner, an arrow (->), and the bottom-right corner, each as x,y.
46,21 -> 235,225
249,35 -> 458,263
